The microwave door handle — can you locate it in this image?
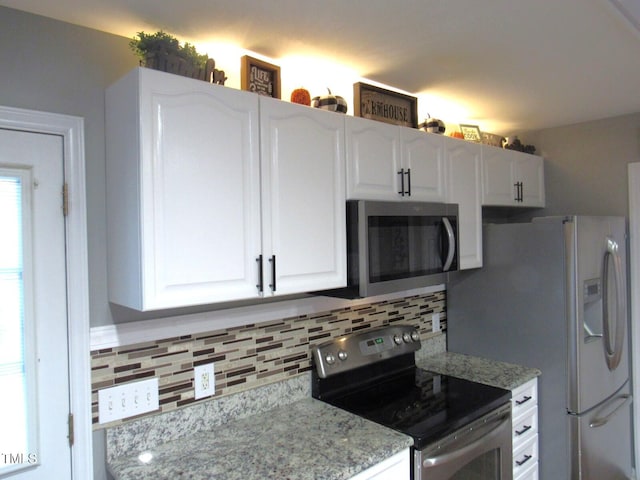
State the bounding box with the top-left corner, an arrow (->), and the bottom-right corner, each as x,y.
442,217 -> 455,271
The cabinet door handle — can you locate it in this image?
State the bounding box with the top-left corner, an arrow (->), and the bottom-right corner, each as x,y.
398,169 -> 405,196
405,168 -> 411,196
256,255 -> 263,293
519,182 -> 524,202
516,454 -> 533,467
515,395 -> 532,406
515,424 -> 532,436
269,255 -> 276,292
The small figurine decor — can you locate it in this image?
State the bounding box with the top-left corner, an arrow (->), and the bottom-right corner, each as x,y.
290,88 -> 311,105
129,31 -> 226,84
419,116 -> 446,134
312,88 -> 348,113
502,136 -> 536,154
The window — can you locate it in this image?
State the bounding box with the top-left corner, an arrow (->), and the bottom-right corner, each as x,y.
0,171 -> 37,472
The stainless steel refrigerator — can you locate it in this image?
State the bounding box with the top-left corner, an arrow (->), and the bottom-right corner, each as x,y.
448,216 -> 633,479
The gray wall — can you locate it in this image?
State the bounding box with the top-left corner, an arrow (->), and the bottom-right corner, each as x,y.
523,113 -> 640,218
0,6 -> 137,328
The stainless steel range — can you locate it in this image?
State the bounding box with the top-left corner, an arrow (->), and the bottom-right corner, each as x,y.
311,325 -> 513,479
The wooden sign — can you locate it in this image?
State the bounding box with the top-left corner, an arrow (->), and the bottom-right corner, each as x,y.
241,55 -> 281,99
354,82 -> 417,128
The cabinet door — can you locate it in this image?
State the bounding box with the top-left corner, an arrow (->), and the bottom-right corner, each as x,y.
345,115 -> 401,200
348,449 -> 410,480
107,68 -> 262,310
141,70 -> 262,308
401,128 -> 447,202
445,137 -> 482,269
481,146 -> 517,206
260,97 -> 346,296
514,153 -> 545,207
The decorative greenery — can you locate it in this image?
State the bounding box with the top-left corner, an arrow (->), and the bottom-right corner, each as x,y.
129,31 -> 209,71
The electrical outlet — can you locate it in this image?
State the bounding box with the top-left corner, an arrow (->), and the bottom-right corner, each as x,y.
98,377 -> 159,424
194,363 -> 215,399
432,313 -> 441,332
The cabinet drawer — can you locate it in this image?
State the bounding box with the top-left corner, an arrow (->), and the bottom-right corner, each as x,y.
515,460 -> 538,480
511,379 -> 537,418
513,434 -> 538,478
512,406 -> 538,448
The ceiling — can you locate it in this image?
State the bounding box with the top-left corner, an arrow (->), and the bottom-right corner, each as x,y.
2,0 -> 640,134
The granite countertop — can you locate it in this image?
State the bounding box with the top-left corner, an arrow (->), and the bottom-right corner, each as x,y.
107,397 -> 412,480
417,351 -> 541,390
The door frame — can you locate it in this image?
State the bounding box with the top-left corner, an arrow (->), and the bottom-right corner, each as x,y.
0,105 -> 91,479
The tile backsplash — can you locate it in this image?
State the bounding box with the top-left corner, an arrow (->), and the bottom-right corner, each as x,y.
91,291 -> 446,428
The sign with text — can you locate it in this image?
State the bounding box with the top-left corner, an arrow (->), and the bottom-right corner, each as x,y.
354,82 -> 417,128
241,56 -> 281,99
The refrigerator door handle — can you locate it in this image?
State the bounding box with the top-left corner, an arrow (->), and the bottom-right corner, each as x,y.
589,394 -> 632,428
602,238 -> 626,371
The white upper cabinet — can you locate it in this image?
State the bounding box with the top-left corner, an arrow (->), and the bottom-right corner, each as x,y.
106,68 -> 346,310
481,146 -> 545,207
345,116 -> 446,202
444,136 -> 483,269
106,68 -> 262,310
259,97 -> 346,296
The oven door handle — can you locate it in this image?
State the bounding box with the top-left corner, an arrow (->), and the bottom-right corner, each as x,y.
422,409 -> 510,469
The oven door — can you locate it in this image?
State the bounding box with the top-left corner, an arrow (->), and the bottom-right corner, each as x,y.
414,403 -> 512,480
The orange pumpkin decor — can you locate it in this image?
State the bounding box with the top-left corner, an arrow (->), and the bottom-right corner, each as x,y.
450,131 -> 465,139
290,88 -> 311,106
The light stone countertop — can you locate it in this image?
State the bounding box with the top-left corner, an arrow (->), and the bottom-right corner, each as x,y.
107,397 -> 412,480
417,351 -> 541,390
106,334 -> 537,480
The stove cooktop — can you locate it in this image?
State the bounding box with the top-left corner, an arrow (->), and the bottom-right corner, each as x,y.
320,366 -> 511,450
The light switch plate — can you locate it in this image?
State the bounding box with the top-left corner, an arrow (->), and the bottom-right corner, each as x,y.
432,313 -> 441,332
98,377 -> 159,424
194,363 -> 215,399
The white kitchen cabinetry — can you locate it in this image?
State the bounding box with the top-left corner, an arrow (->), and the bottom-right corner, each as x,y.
511,379 -> 539,479
106,68 -> 345,310
259,96 -> 346,296
346,115 -> 446,202
348,448 -> 410,480
481,147 -> 545,207
444,136 -> 483,269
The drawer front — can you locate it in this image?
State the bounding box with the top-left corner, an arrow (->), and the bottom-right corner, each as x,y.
512,406 -> 538,448
515,460 -> 538,480
511,379 -> 538,418
513,434 -> 538,477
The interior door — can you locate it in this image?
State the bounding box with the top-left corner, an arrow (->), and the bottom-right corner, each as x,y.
569,216 -> 629,413
0,129 -> 71,478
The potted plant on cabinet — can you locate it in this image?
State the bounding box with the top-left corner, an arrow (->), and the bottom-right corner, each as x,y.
129,30 -> 226,84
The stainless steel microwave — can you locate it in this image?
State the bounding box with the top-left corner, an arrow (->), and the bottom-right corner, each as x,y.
325,200 -> 459,298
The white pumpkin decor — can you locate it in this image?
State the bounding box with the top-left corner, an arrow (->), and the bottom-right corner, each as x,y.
419,116 -> 446,134
311,88 -> 348,114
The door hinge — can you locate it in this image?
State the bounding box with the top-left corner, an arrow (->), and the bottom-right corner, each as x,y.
62,183 -> 69,217
68,413 -> 74,447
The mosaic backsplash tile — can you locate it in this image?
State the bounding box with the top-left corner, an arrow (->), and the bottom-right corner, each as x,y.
91,291 -> 446,428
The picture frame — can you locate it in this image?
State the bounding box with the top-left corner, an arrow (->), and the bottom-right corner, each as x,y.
354,82 -> 418,128
241,55 -> 281,99
459,124 -> 482,143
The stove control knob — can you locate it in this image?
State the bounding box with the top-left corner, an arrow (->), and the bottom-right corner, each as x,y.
403,332 -> 412,343
337,350 -> 348,361
325,353 -> 336,365
411,330 -> 420,342
393,335 -> 403,345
